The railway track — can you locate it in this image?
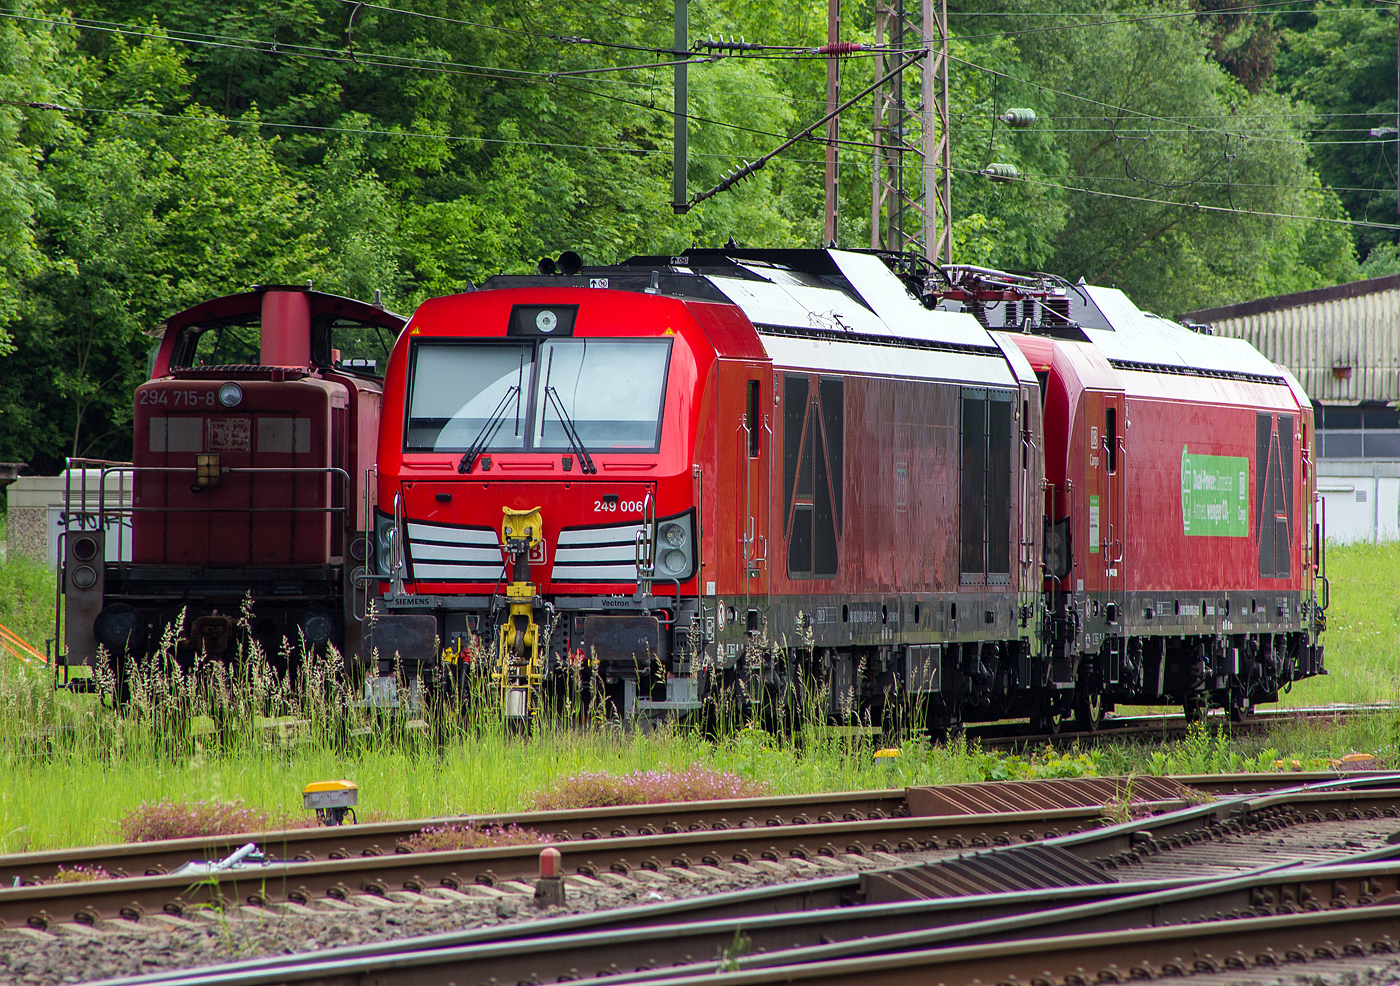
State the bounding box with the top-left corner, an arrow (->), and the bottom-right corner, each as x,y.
69,773 -> 1400,986
1,766 -> 1378,890
970,702 -> 1396,749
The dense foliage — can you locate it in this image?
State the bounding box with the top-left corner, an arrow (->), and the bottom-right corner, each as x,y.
0,0 -> 1390,469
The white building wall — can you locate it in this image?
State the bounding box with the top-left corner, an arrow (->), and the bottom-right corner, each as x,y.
5,472 -> 133,565
1316,460 -> 1400,543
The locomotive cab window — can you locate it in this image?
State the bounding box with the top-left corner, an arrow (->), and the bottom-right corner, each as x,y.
406,338 -> 671,454
406,343 -> 531,452
173,319 -> 261,369
531,339 -> 671,451
314,316 -> 395,378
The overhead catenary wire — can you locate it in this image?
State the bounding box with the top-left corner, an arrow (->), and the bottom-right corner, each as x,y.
688,49 -> 929,209
4,4 -> 1385,233
948,164 -> 1400,231
4,5 -> 1380,143
947,53 -> 1340,148
928,1 -> 1375,43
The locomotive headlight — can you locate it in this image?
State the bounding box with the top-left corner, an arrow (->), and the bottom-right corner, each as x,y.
218,382 -> 243,407
655,515 -> 693,578
374,512 -> 395,575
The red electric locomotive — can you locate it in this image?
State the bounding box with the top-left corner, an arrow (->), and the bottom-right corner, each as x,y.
368,249 -> 1324,733
58,286 -> 404,682
369,248 -> 1046,732
938,267 -> 1324,727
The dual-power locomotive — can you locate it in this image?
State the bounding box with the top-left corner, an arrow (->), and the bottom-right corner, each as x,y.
368,248 -> 1324,732
58,286 -> 404,684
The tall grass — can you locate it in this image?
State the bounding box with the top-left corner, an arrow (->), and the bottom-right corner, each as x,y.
0,552 -> 55,658
1283,540 -> 1400,707
0,541 -> 1396,852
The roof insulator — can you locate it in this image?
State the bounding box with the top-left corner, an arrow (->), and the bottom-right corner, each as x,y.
983,163 -> 1020,182
1000,108 -> 1038,129
371,288 -> 384,310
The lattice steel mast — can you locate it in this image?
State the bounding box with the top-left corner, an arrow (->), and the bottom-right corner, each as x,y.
870,0 -> 951,263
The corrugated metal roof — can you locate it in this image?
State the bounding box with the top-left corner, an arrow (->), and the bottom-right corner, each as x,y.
1186,284 -> 1400,404
1181,273 -> 1400,324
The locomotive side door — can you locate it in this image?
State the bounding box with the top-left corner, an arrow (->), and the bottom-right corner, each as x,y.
1087,392 -> 1126,648
720,363 -> 771,630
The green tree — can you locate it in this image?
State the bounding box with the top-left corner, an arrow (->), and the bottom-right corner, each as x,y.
0,1 -> 73,347
1276,1 -> 1398,257
0,30 -> 326,469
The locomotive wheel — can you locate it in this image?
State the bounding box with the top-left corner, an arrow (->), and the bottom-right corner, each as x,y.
1072,689 -> 1105,732
1227,692 -> 1254,723
1183,694 -> 1207,725
1030,705 -> 1061,736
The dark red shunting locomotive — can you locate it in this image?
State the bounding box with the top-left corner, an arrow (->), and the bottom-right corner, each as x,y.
60,286 -> 403,677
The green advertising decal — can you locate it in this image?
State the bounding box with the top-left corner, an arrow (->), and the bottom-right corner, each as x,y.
1181,447 -> 1249,537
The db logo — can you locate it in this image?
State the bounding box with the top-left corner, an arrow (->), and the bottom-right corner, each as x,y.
529,539 -> 547,565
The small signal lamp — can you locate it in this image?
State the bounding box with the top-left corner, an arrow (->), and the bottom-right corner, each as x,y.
303,779 -> 359,826
874,748 -> 903,770
195,453 -> 222,489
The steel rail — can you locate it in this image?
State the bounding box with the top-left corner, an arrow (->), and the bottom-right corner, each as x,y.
0,789 -> 909,886
4,769 -> 1375,887
0,804 -> 1141,931
599,904 -> 1400,986
9,774 -> 1400,930
974,703 -> 1395,748
89,839 -> 1400,986
63,774 -> 1400,986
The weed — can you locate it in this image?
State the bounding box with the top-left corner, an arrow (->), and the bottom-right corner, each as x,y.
717,929 -> 752,972
50,864 -> 112,883
532,764 -> 768,810
401,823 -> 548,853
969,744 -> 1101,782
118,799 -> 274,843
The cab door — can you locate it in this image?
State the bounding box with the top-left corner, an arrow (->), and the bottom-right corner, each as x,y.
1085,392 -> 1125,637
719,363 -> 770,628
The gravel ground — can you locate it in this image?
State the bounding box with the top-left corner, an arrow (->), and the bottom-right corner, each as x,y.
0,851 -> 907,985
1185,957 -> 1400,986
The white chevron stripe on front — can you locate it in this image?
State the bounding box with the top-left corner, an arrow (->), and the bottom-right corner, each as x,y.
553,521 -> 643,581
407,522 -> 498,547
407,521 -> 502,582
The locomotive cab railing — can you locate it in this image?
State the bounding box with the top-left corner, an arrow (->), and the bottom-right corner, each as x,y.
54,458 -> 354,681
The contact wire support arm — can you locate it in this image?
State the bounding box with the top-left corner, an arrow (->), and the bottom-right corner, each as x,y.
685,49 -> 927,211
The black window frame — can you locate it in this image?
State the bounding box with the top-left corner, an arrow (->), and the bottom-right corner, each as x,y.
403,336 -> 673,455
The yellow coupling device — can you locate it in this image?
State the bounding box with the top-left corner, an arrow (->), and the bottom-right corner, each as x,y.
496,506 -> 545,721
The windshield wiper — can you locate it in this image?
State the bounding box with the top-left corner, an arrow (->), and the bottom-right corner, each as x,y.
458,350 -> 526,474
458,386 -> 518,474
541,348 -> 597,474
